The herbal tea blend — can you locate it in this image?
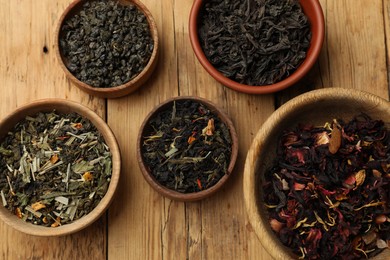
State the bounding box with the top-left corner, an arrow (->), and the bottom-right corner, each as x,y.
0,111 -> 112,227
198,0 -> 311,86
263,114 -> 390,259
141,100 -> 232,193
60,0 -> 154,88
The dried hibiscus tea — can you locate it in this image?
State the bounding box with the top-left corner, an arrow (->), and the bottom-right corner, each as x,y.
263,114 -> 390,259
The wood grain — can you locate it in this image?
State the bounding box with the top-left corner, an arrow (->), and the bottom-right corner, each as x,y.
0,0 -> 389,259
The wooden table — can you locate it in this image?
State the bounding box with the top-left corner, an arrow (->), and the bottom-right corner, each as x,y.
0,0 -> 389,259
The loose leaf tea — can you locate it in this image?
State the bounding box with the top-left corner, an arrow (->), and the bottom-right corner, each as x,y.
198,0 -> 311,85
263,114 -> 390,259
141,100 -> 232,193
60,0 -> 154,88
0,111 -> 112,227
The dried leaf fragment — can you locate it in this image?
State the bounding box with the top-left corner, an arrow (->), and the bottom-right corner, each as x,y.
329,121 -> 342,154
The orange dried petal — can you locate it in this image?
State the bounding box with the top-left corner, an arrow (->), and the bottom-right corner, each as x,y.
42,217 -> 48,224
50,154 -> 59,164
83,172 -> 93,181
188,136 -> 196,144
72,123 -> 83,129
270,218 -> 284,233
205,119 -> 215,136
51,217 -> 61,228
31,201 -> 46,211
15,207 -> 22,219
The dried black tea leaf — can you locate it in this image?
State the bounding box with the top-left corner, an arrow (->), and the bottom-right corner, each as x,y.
0,111 -> 112,227
141,100 -> 232,193
263,114 -> 390,259
198,0 -> 311,86
60,0 -> 154,88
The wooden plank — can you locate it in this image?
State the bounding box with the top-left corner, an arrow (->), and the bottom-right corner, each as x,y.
319,0 -> 388,98
172,1 -> 275,260
0,0 -> 106,259
385,0 -> 390,98
107,0 -> 184,259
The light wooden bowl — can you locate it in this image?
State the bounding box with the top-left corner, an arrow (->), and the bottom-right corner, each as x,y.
0,99 -> 121,236
189,0 -> 324,94
244,88 -> 390,259
137,96 -> 238,202
55,0 -> 159,99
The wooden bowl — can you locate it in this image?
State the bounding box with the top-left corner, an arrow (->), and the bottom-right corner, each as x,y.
189,0 -> 324,94
0,99 -> 121,236
55,0 -> 159,99
244,88 -> 390,259
137,96 -> 238,202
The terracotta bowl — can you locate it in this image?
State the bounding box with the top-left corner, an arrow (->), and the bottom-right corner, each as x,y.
137,96 -> 238,202
189,0 -> 324,94
244,88 -> 390,259
0,99 -> 121,236
55,0 -> 159,99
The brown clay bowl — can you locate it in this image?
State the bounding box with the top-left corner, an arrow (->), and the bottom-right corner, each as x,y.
55,0 -> 159,99
244,88 -> 390,259
189,0 -> 324,94
137,96 -> 238,202
0,99 -> 121,236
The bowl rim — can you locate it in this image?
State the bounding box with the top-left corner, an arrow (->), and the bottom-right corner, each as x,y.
0,98 -> 121,236
55,0 -> 159,99
189,0 -> 325,94
243,88 -> 390,259
137,96 -> 238,202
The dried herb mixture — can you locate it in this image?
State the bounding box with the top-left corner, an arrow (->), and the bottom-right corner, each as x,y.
263,114 -> 390,259
198,0 -> 311,86
60,0 -> 154,88
141,100 -> 232,193
0,111 -> 112,227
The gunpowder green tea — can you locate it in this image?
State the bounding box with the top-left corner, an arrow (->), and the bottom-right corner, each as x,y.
59,0 -> 154,88
0,111 -> 112,227
141,100 -> 232,193
198,0 -> 311,86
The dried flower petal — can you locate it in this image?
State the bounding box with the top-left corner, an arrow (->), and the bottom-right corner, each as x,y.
362,230 -> 377,245
354,170 -> 366,187
329,121 -> 342,154
315,132 -> 329,146
188,136 -> 196,144
15,207 -> 22,218
204,119 -> 215,136
372,169 -> 382,178
50,154 -> 59,164
72,123 -> 83,129
375,214 -> 388,224
376,239 -> 388,249
51,217 -> 61,228
293,182 -> 306,191
31,201 -> 46,211
270,218 -> 284,233
82,172 -> 93,182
